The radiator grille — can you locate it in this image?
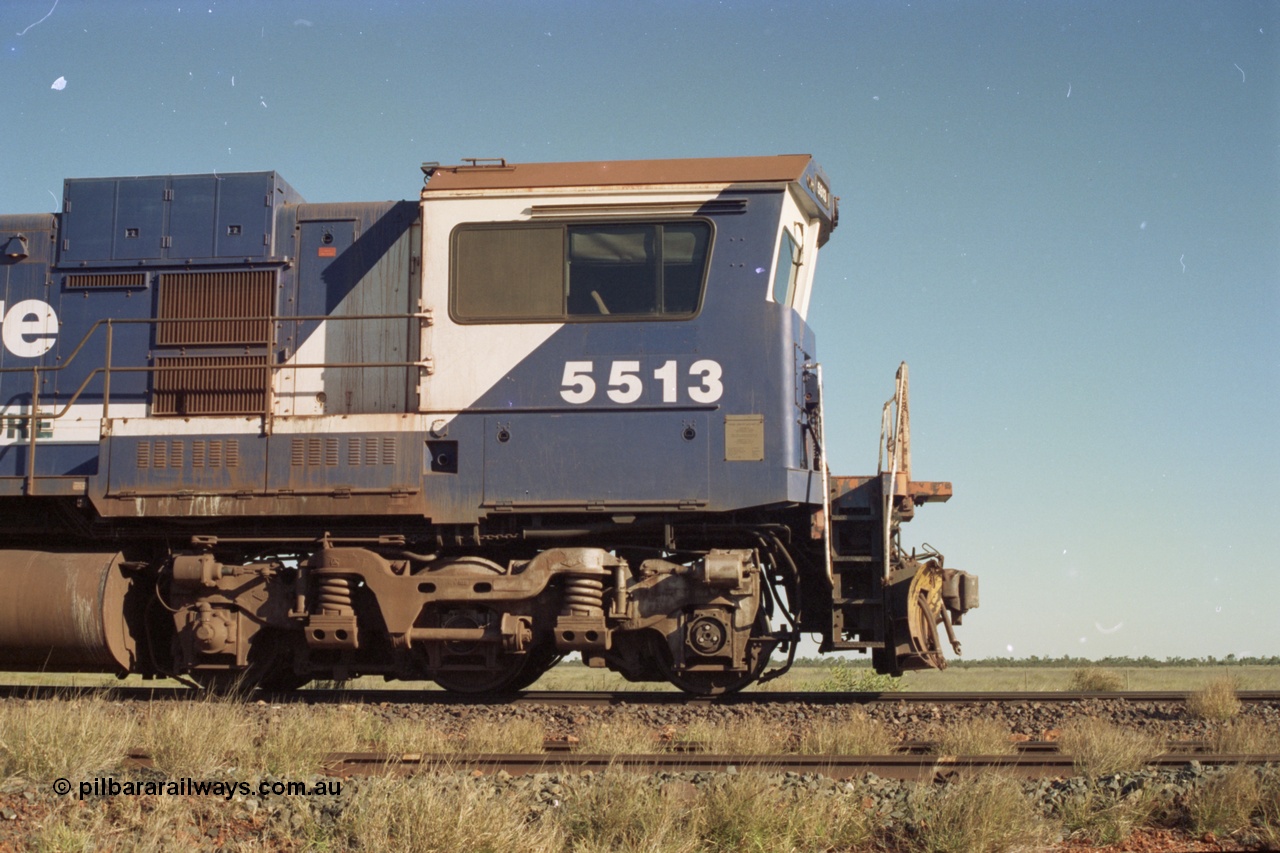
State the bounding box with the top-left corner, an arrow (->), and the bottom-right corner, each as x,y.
152,356 -> 267,416
65,272 -> 146,289
156,270 -> 272,346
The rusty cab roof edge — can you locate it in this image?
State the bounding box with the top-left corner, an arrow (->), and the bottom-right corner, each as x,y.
420,154 -> 815,193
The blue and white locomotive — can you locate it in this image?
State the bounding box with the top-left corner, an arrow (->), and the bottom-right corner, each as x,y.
0,155 -> 977,693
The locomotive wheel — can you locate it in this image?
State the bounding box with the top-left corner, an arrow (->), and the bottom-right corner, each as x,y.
190,660 -> 309,694
189,631 -> 310,694
653,621 -> 773,696
432,645 -> 559,694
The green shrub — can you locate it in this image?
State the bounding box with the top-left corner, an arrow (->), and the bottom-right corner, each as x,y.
818,660 -> 906,692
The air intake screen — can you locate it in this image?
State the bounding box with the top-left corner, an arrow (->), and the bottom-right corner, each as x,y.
152,355 -> 267,416
156,270 -> 272,346
65,272 -> 147,289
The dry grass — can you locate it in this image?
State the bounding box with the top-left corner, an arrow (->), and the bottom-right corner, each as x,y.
1212,716 -> 1280,754
10,687 -> 1280,851
1187,676 -> 1243,721
141,695 -> 256,776
933,717 -> 1017,756
342,770 -> 878,853
140,699 -> 459,774
340,776 -> 559,852
461,716 -> 545,753
252,704 -> 350,776
698,771 -> 875,852
1058,718 -> 1162,777
1188,766 -> 1261,837
1066,667 -> 1125,692
21,784 -> 330,851
798,711 -> 896,755
576,717 -> 666,754
557,772 -> 698,852
1259,768 -> 1280,849
0,694 -> 138,782
679,717 -> 790,755
903,772 -> 1050,853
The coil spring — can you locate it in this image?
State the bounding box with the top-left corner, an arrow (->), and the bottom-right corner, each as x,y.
317,576 -> 354,615
561,575 -> 605,617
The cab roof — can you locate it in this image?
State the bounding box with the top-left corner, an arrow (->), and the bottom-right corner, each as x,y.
421,154 -> 815,192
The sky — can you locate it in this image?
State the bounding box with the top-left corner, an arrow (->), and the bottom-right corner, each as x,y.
2,0 -> 1276,662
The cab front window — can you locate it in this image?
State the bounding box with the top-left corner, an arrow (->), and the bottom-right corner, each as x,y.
772,228 -> 799,307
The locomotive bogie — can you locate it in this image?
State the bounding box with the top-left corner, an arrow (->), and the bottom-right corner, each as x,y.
104,544 -> 778,694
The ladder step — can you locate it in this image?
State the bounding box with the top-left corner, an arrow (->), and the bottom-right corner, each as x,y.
834,598 -> 881,607
832,554 -> 876,562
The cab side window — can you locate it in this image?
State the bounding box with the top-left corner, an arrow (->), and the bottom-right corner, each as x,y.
452,221 -> 711,322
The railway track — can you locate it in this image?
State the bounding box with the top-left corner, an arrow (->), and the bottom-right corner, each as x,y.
323,751 -> 1280,781
114,743 -> 1280,782
3,685 -> 1279,706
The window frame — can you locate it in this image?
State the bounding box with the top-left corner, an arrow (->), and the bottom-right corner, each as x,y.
771,227 -> 800,308
448,217 -> 715,324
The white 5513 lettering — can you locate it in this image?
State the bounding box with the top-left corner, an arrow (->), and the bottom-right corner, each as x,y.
559,359 -> 723,405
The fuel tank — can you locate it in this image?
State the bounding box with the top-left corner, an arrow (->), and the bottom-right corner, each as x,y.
0,551 -> 135,671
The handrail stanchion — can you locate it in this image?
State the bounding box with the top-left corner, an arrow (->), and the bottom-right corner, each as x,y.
264,314 -> 277,435
102,320 -> 113,430
26,367 -> 39,496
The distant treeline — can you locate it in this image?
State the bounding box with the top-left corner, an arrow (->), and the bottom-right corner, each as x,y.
791,654 -> 1280,668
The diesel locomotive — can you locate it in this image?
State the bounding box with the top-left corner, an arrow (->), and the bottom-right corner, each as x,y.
0,155 -> 977,693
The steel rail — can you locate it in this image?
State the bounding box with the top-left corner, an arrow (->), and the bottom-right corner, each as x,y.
3,684 -> 1279,705
318,751 -> 1280,782
112,745 -> 1279,782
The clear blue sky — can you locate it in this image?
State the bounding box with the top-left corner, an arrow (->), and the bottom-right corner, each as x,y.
3,0 -> 1276,661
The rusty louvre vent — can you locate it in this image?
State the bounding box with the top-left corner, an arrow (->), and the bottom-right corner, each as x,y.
151,270 -> 273,417
152,356 -> 267,416
347,436 -> 397,466
136,440 -> 184,469
191,439 -> 241,468
156,270 -> 272,346
65,272 -> 147,289
291,437 -> 340,467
